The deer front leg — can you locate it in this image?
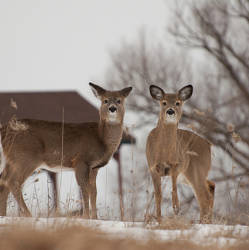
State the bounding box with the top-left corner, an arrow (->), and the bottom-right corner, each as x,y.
75,164 -> 90,219
89,168 -> 98,219
171,171 -> 179,215
151,171 -> 162,223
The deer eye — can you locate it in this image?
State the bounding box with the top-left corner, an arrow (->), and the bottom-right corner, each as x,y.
104,99 -> 108,104
117,99 -> 121,104
162,101 -> 167,106
175,101 -> 180,106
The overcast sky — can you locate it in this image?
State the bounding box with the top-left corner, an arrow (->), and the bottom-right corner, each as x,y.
0,0 -> 167,105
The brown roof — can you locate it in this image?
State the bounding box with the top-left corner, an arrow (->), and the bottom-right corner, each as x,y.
0,91 -> 99,124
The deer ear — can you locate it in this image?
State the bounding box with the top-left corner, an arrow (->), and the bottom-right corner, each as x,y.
178,84 -> 193,101
89,82 -> 106,99
120,87 -> 132,97
149,85 -> 164,101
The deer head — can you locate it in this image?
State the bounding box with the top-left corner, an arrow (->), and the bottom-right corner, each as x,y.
149,84 -> 193,124
89,82 -> 132,124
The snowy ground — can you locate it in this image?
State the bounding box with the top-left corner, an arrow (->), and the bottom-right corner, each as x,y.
0,217 -> 249,247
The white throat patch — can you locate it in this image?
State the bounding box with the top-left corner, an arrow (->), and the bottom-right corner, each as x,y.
108,113 -> 120,123
165,115 -> 177,124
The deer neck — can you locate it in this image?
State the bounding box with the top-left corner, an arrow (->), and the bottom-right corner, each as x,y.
98,119 -> 123,154
158,122 -> 178,146
157,120 -> 178,164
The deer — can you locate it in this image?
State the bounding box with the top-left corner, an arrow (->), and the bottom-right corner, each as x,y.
0,83 -> 132,218
146,84 -> 215,224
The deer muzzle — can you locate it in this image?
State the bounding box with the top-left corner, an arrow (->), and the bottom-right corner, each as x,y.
109,106 -> 117,113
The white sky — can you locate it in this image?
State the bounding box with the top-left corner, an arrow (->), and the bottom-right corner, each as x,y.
0,0 -> 167,106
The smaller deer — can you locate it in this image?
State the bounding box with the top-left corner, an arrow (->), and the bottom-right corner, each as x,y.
146,84 -> 215,223
0,83 -> 132,218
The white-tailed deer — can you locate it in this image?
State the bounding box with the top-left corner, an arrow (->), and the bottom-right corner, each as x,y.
146,84 -> 215,223
0,83 -> 132,218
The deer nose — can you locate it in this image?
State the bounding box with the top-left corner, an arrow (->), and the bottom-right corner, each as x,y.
166,109 -> 175,115
109,106 -> 117,113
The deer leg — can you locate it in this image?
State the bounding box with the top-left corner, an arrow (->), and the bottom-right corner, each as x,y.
11,182 -> 31,216
194,179 -> 214,224
89,169 -> 98,219
151,171 -> 162,223
0,165 -> 10,216
184,160 -> 213,224
193,182 -> 213,224
1,163 -> 33,216
207,180 -> 215,210
171,172 -> 179,215
75,164 -> 90,219
0,183 -> 10,216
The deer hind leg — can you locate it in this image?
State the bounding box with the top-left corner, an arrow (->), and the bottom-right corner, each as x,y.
0,164 -> 11,216
191,180 -> 213,224
185,157 -> 213,224
151,171 -> 162,223
1,163 -> 31,216
8,161 -> 39,217
198,184 -> 213,224
207,180 -> 215,210
89,169 -> 98,219
11,183 -> 31,216
7,159 -> 42,217
0,185 -> 9,216
75,164 -> 90,219
0,175 -> 10,216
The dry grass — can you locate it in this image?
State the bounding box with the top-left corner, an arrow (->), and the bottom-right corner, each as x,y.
151,215 -> 192,230
144,213 -> 192,230
0,224 -> 249,250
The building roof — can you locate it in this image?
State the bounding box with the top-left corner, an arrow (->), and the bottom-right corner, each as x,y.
0,91 -> 98,124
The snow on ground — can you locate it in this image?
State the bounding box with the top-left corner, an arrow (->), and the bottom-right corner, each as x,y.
0,217 -> 249,247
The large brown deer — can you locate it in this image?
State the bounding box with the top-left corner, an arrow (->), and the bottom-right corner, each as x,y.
0,83 -> 132,218
146,84 -> 215,223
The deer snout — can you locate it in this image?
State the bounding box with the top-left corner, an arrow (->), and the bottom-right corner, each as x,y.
166,108 -> 175,115
109,106 -> 117,113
